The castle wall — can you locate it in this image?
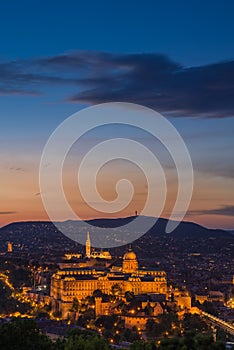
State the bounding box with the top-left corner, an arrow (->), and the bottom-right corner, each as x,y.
50,250 -> 168,319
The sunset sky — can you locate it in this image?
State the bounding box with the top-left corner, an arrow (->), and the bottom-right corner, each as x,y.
0,0 -> 234,229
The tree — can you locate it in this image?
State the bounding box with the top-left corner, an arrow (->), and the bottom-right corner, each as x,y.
159,337 -> 181,350
92,289 -> 103,298
146,319 -> 156,336
64,334 -> 110,350
95,315 -> 118,331
144,302 -> 154,316
9,267 -> 32,289
122,327 -> 140,343
146,313 -> 178,339
0,318 -> 52,350
111,284 -> 122,298
85,295 -> 95,305
182,330 -> 196,349
194,333 -> 215,350
83,308 -> 95,321
53,338 -> 65,350
70,297 -> 79,313
201,301 -> 218,317
125,291 -> 135,302
158,312 -> 179,332
130,340 -> 157,350
158,333 -> 226,350
182,313 -> 209,334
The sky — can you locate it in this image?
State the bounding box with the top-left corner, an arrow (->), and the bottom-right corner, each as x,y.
0,0 -> 234,229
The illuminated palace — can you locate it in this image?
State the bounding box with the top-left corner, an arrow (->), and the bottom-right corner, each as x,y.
51,233 -> 167,319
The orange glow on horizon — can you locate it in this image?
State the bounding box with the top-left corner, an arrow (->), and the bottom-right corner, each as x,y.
0,158 -> 234,229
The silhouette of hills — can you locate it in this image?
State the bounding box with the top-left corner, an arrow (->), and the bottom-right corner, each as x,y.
0,216 -> 233,259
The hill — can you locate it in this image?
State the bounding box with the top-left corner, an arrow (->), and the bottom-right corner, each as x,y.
0,216 -> 233,258
0,217 -> 233,288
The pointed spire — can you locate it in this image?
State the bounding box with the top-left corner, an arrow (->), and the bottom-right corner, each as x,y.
86,231 -> 91,258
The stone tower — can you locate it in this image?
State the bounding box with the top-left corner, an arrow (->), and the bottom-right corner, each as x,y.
85,231 -> 91,258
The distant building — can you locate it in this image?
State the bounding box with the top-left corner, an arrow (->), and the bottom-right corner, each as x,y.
141,301 -> 164,316
64,253 -> 82,260
208,290 -> 225,303
85,231 -> 112,259
95,297 -> 113,316
85,232 -> 91,258
173,288 -> 192,310
122,250 -> 138,273
50,247 -> 167,319
7,242 -> 13,253
195,291 -> 225,304
226,297 -> 234,309
195,294 -> 209,304
89,250 -> 112,260
124,315 -> 150,331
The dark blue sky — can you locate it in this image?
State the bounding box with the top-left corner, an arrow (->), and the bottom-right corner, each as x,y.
0,0 -> 234,228
1,0 -> 234,65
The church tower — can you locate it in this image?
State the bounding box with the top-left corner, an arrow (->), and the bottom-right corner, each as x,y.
86,231 -> 91,258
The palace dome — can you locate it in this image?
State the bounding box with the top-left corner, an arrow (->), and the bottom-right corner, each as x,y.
123,250 -> 137,260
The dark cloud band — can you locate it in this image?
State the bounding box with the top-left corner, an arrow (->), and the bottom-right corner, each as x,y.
0,52 -> 234,118
0,211 -> 17,215
188,205 -> 234,217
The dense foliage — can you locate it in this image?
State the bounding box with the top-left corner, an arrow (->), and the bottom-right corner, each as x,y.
0,319 -> 52,350
0,319 -> 233,350
130,332 -> 230,350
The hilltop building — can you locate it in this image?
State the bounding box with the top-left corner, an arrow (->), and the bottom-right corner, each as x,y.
50,241 -> 167,318
7,242 -> 13,253
64,253 -> 82,260
85,231 -> 112,260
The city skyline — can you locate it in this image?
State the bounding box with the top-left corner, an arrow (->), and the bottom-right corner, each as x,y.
0,1 -> 234,229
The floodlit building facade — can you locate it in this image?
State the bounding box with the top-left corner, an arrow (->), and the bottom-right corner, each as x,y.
51,247 -> 167,319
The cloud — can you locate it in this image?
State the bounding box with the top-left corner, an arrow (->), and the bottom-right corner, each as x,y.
188,205 -> 234,217
9,167 -> 24,172
193,159 -> 234,179
66,54 -> 234,118
1,51 -> 234,118
0,58 -> 76,96
0,211 -> 17,215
